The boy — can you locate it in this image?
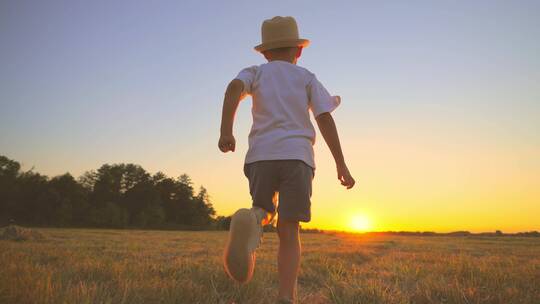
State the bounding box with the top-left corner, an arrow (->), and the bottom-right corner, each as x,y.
218,16 -> 355,303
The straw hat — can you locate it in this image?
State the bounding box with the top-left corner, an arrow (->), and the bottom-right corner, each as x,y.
254,16 -> 310,52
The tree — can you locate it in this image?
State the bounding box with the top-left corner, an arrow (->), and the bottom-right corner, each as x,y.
89,201 -> 129,228
124,179 -> 163,227
214,216 -> 232,230
188,186 -> 216,226
0,155 -> 219,230
0,156 -> 21,224
154,176 -> 183,224
15,170 -> 49,225
47,174 -> 89,226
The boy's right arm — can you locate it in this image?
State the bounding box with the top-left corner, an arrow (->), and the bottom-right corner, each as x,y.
315,112 -> 355,189
218,79 -> 245,153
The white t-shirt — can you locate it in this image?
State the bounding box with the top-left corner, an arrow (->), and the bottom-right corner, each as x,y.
235,60 -> 340,169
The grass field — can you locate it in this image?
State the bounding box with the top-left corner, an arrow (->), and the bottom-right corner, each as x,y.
1,228 -> 539,304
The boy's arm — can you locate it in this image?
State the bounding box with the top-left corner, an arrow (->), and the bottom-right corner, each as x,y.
218,79 -> 245,153
315,112 -> 355,189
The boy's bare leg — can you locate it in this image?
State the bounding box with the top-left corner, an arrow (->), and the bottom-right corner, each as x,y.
277,218 -> 301,301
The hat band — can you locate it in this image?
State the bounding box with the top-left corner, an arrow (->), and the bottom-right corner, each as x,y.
254,38 -> 309,52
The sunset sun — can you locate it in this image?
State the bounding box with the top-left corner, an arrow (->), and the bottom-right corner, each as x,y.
350,214 -> 372,232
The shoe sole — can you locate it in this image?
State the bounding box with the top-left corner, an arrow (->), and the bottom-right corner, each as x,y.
223,208 -> 257,283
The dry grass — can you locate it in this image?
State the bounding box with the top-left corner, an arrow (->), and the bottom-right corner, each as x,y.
0,228 -> 539,303
0,225 -> 45,241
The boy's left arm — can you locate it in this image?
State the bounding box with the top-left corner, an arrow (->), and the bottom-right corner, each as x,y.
315,112 -> 355,189
218,79 -> 245,153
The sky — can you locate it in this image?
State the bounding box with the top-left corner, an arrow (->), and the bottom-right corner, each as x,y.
1,1 -> 539,232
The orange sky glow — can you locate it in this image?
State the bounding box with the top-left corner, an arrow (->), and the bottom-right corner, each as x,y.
2,1 -> 539,233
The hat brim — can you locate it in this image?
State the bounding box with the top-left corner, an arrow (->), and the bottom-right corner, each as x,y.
254,38 -> 310,53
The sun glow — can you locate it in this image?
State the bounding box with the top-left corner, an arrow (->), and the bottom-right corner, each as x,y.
350,214 -> 372,232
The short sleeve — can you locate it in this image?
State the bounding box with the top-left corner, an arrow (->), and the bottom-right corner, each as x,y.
234,65 -> 258,95
307,75 -> 341,117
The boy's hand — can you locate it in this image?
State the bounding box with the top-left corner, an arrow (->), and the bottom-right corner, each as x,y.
337,163 -> 355,189
218,134 -> 236,153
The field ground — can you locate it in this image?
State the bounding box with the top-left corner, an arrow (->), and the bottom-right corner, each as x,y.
1,228 -> 539,304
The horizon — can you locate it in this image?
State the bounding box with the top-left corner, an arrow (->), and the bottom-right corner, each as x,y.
3,154 -> 537,234
1,1 -> 539,233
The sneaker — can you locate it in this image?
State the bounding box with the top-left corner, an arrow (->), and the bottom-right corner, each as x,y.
249,207 -> 267,249
223,208 -> 261,283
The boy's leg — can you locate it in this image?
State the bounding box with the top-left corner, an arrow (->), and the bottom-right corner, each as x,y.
223,161 -> 278,283
277,218 -> 301,301
244,161 -> 279,220
224,208 -> 258,283
245,161 -> 279,244
275,160 -> 313,301
252,205 -> 275,226
224,206 -> 273,284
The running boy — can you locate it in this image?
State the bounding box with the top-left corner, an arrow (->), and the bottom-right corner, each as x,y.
218,16 -> 355,303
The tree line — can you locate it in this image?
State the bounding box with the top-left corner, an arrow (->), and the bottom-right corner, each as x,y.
0,155 -> 231,230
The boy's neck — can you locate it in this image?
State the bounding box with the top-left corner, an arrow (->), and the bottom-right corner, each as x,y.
268,58 -> 297,64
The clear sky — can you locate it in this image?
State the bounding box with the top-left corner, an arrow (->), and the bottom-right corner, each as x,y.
1,1 -> 539,232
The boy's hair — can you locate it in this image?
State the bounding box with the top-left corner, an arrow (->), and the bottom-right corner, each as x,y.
262,46 -> 302,62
